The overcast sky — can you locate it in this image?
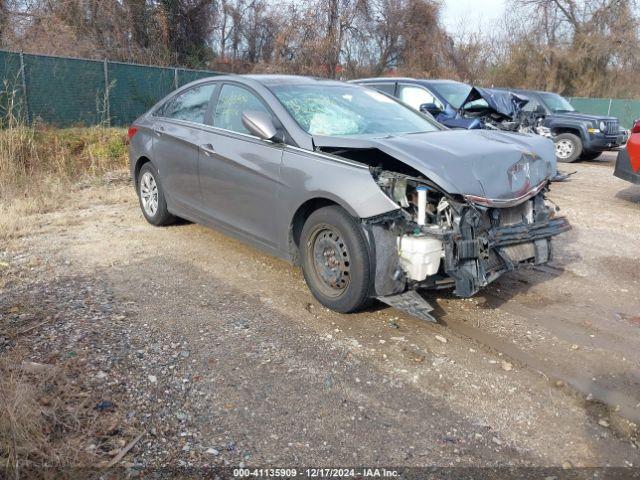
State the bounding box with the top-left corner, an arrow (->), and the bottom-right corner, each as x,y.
441,0 -> 506,36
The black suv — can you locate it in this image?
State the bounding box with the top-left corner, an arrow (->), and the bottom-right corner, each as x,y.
498,89 -> 627,162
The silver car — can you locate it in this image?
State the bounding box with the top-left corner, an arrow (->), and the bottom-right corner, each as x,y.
128,75 -> 570,321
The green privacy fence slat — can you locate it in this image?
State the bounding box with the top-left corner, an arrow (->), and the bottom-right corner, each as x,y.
0,51 -> 26,122
569,97 -> 640,129
0,50 -> 222,127
608,100 -> 639,130
25,54 -> 105,126
108,63 -> 176,126
3,49 -> 639,129
177,68 -> 217,87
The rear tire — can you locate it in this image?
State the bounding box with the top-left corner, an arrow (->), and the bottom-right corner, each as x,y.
137,163 -> 175,226
554,133 -> 582,163
300,206 -> 371,313
580,150 -> 603,161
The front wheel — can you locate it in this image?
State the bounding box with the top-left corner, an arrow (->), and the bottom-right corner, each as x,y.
300,206 -> 371,313
554,133 -> 583,163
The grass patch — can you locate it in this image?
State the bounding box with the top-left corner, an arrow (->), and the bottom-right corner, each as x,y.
0,349 -> 127,477
0,124 -> 129,240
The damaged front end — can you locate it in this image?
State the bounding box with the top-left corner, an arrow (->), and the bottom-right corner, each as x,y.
361,168 -> 570,319
457,87 -> 549,137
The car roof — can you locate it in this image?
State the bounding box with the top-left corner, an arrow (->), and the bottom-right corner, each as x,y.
183,74 -> 351,89
353,77 -> 468,86
243,74 -> 347,87
493,87 -> 552,96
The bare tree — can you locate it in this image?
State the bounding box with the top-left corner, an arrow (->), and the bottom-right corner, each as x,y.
1,0 -> 637,97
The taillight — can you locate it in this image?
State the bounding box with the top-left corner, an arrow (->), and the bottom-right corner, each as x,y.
127,126 -> 138,139
631,119 -> 640,134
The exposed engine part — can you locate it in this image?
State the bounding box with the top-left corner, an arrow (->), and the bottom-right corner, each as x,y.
481,110 -> 545,134
536,125 -> 553,138
366,167 -> 571,300
375,171 -> 410,207
397,235 -> 444,281
416,186 -> 427,225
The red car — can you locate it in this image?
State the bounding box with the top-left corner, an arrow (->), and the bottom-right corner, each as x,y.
614,119 -> 640,184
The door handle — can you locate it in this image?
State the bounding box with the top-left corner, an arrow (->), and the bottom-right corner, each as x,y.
200,143 -> 215,156
153,126 -> 165,136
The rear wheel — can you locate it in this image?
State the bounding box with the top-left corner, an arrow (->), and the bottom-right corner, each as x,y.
137,163 -> 175,226
580,150 -> 603,161
554,133 -> 582,163
300,206 -> 371,313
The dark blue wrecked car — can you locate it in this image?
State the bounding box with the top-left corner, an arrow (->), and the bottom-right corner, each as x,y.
351,78 -> 528,129
353,78 -> 627,163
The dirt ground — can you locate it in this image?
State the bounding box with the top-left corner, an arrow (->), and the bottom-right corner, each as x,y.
1,151 -> 639,473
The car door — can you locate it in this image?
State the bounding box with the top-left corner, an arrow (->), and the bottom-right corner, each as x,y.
152,82 -> 217,215
198,83 -> 285,249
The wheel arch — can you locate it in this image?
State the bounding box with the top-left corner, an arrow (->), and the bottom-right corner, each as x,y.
288,196 -> 358,265
551,126 -> 586,143
133,155 -> 152,190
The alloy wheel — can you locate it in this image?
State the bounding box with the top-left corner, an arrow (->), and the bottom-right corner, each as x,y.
555,139 -> 574,159
140,171 -> 159,217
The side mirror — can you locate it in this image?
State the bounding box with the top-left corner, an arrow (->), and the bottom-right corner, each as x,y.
419,103 -> 442,117
534,104 -> 546,115
241,110 -> 279,141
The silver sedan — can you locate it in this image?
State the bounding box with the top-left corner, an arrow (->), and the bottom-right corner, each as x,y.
128,75 -> 569,321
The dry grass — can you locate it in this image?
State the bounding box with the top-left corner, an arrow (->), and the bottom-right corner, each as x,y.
0,82 -> 128,241
0,100 -> 132,476
0,124 -> 128,240
0,350 -> 125,478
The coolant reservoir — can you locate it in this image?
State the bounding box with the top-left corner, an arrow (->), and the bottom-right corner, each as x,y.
398,235 -> 444,281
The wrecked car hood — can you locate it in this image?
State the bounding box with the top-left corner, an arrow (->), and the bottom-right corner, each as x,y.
314,129 -> 557,203
460,87 -> 529,120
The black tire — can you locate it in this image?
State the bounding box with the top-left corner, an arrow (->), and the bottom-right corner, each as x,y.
137,163 -> 175,226
554,133 -> 583,163
300,205 -> 371,313
580,150 -> 603,161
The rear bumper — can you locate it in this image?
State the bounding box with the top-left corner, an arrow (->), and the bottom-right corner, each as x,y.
614,149 -> 640,184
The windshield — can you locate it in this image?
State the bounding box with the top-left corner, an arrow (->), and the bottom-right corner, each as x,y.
429,82 -> 473,109
538,92 -> 575,112
270,85 -> 440,137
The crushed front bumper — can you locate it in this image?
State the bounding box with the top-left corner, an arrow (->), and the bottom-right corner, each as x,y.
443,207 -> 571,298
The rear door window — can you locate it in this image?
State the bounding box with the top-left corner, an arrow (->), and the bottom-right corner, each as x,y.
163,83 -> 216,124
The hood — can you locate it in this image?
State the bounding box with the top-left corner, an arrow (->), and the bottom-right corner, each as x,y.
314,129 -> 557,203
547,111 -> 618,122
460,87 -> 529,120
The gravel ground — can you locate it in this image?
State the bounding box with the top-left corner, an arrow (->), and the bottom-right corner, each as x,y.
1,151 -> 639,475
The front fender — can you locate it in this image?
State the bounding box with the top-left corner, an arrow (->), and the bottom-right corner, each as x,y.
544,118 -> 589,142
278,146 -> 400,257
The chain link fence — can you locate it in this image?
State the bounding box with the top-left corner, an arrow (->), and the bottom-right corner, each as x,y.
0,49 -> 638,128
0,50 -> 222,127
